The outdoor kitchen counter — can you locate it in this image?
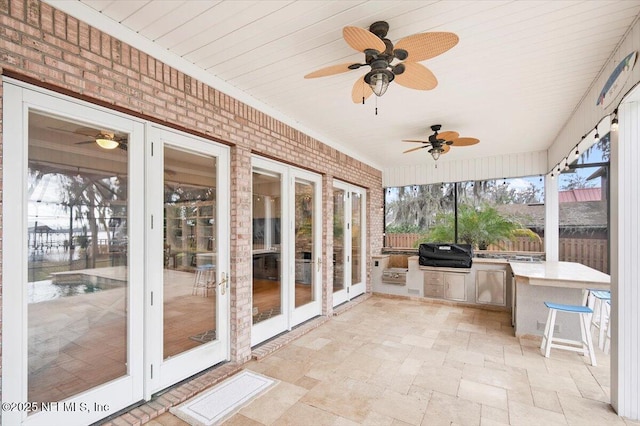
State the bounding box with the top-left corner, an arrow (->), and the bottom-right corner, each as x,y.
372,255 -> 512,309
509,261 -> 610,338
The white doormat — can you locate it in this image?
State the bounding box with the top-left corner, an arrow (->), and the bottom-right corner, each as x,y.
170,370 -> 278,425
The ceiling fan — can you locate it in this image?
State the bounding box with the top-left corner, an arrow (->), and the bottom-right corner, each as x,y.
304,21 -> 458,102
75,131 -> 128,151
403,124 -> 479,161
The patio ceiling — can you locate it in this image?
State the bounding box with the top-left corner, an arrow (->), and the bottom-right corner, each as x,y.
47,1 -> 640,171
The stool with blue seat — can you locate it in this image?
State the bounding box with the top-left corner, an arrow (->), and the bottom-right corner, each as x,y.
540,301 -> 596,366
588,290 -> 611,351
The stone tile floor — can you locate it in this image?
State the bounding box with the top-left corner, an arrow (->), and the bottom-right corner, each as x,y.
145,295 -> 639,426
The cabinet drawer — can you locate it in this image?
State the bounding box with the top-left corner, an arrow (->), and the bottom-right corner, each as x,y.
423,283 -> 444,298
424,271 -> 444,285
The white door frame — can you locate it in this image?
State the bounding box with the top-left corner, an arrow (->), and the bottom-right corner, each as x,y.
145,126 -> 230,397
251,157 -> 322,346
2,79 -> 145,426
332,181 -> 367,307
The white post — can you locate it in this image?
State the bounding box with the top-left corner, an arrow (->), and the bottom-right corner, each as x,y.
610,99 -> 640,420
544,173 -> 559,261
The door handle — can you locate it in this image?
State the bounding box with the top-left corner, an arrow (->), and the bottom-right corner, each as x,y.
317,257 -> 322,272
218,272 -> 228,295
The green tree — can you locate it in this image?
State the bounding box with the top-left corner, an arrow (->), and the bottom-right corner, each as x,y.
418,203 -> 536,250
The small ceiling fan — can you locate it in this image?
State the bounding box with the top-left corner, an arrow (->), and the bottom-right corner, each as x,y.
75,130 -> 128,151
304,21 -> 458,102
403,124 -> 479,161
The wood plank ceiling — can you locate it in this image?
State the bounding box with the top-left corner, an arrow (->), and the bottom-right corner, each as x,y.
49,1 -> 640,170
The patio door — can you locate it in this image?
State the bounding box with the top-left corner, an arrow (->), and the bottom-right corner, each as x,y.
251,157 -> 322,346
146,127 -> 230,395
333,181 -> 367,307
3,81 -> 144,425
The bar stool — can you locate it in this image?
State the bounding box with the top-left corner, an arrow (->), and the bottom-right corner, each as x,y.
540,301 -> 596,366
603,300 -> 611,354
589,290 -> 611,351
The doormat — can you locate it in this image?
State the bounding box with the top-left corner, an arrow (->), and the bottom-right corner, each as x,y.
252,307 -> 281,323
190,329 -> 216,344
170,370 -> 278,425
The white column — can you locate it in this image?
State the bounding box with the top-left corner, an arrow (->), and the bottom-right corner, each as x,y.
544,174 -> 559,261
610,100 -> 640,420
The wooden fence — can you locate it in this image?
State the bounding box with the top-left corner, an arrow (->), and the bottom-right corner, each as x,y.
385,234 -> 608,272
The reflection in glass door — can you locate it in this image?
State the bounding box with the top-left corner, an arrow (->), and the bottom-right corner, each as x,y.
148,127 -> 229,393
27,112 -> 130,403
291,172 -> 322,326
3,82 -> 144,425
333,181 -> 366,307
251,166 -> 285,345
333,188 -> 346,296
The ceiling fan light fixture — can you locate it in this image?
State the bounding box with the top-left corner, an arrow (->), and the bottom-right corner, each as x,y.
95,137 -> 119,150
429,148 -> 442,161
364,69 -> 394,97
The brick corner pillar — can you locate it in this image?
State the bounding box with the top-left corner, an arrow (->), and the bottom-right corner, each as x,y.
229,145 -> 253,363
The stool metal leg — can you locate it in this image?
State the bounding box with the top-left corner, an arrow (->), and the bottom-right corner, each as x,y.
541,307 -> 554,352
543,309 -> 557,358
580,312 -> 597,366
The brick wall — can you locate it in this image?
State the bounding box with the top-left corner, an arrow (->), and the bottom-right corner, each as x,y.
0,0 -> 383,398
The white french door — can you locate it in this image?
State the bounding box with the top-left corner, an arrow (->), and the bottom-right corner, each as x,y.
251,157 -> 322,346
145,126 -> 230,395
2,80 -> 231,426
3,81 -> 144,425
332,181 -> 367,307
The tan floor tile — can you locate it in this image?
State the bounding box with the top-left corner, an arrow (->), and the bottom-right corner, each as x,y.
300,377 -> 384,423
528,370 -> 582,397
238,381 -> 308,425
371,388 -> 428,424
422,391 -> 482,426
531,388 -> 563,413
457,379 -> 508,410
413,364 -> 462,396
222,413 -> 266,426
407,346 -> 447,365
462,363 -> 529,391
294,375 -> 320,390
271,402 -> 338,426
445,348 -> 485,366
400,334 -> 436,349
557,393 -> 626,425
481,405 -> 510,424
508,399 -> 567,425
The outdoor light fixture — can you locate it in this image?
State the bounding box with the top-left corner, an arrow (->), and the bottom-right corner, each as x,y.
364,68 -> 394,96
95,137 -> 119,150
611,108 -> 619,131
429,147 -> 443,161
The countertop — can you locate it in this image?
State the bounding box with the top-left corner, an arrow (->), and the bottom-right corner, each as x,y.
509,261 -> 610,289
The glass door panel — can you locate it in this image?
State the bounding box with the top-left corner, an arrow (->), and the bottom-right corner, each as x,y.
294,179 -> 314,308
351,192 -> 362,285
27,111 -> 130,404
163,146 -> 217,359
291,171 -> 322,327
349,190 -> 365,298
251,166 -> 285,345
333,188 -> 346,295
